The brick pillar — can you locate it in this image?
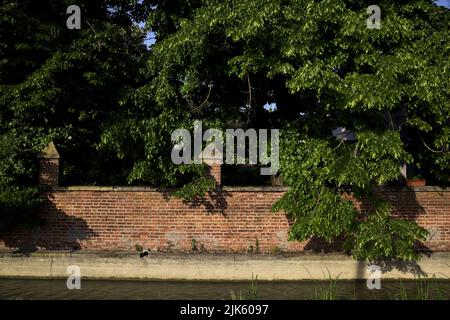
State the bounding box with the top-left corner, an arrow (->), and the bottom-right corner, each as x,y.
200,147 -> 223,187
207,164 -> 222,187
38,141 -> 60,188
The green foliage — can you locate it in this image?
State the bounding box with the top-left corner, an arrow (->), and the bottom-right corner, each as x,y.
273,128 -> 427,260
1,0 -> 146,185
172,175 -> 216,202
99,112 -> 220,188
190,238 -> 198,252
346,201 -> 428,261
0,186 -> 41,232
142,0 -> 449,180
0,132 -> 42,231
0,0 -> 146,228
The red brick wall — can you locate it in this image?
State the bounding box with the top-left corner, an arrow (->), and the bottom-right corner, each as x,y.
0,186 -> 449,252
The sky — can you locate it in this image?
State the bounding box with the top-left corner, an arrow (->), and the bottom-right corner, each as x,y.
139,22 -> 156,48
436,0 -> 450,7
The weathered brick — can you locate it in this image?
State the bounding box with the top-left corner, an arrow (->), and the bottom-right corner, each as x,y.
0,187 -> 448,252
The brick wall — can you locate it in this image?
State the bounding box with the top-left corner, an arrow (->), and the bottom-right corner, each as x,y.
0,186 -> 449,253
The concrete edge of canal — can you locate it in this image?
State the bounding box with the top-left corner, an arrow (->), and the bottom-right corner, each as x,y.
0,251 -> 449,281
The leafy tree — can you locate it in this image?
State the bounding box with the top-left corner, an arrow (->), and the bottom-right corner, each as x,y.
102,0 -> 448,260
0,0 -> 146,229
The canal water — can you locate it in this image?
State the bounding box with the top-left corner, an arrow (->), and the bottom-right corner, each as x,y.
0,278 -> 449,300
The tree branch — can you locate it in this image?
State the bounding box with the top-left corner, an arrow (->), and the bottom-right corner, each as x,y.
420,135 -> 447,154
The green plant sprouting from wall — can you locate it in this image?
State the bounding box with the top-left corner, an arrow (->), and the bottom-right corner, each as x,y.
172,176 -> 216,202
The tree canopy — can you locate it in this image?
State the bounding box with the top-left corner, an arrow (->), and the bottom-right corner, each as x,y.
0,0 -> 146,228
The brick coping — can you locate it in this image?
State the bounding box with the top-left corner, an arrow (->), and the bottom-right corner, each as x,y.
53,185 -> 449,192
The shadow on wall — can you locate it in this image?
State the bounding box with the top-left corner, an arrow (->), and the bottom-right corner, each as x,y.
159,187 -> 230,214
184,189 -> 231,215
0,193 -> 96,253
303,236 -> 345,253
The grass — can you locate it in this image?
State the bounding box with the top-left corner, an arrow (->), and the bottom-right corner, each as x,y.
230,274 -> 258,300
314,275 -> 448,300
393,277 -> 448,300
313,270 -> 342,300
228,272 -> 448,300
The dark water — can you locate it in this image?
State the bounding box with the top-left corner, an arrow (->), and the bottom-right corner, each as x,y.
0,278 -> 449,300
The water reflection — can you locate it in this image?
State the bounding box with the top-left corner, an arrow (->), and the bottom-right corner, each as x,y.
0,278 -> 449,300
